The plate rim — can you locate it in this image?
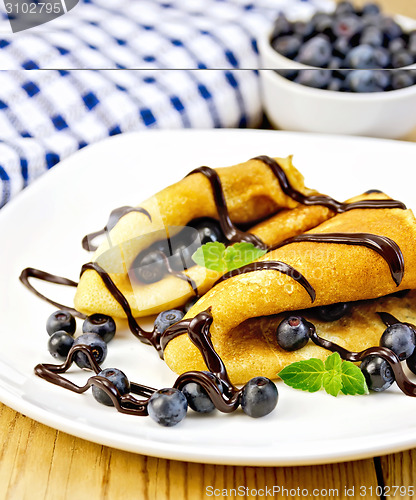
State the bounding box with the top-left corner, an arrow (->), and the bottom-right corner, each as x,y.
2,128 -> 416,466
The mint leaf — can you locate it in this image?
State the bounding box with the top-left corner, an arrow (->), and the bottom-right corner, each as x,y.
224,242 -> 267,272
278,358 -> 325,393
192,242 -> 227,272
192,241 -> 267,273
322,352 -> 343,397
278,352 -> 368,397
340,361 -> 369,395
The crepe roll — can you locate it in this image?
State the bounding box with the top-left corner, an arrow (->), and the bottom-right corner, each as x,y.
164,205 -> 416,384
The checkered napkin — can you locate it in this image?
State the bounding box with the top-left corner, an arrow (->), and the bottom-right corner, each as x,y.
0,0 -> 332,208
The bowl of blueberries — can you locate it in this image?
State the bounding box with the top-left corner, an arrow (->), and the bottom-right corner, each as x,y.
258,1 -> 416,139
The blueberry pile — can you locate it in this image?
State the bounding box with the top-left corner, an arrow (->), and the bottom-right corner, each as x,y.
276,313 -> 416,392
46,309 -> 115,367
43,308 -> 279,426
270,1 -> 416,92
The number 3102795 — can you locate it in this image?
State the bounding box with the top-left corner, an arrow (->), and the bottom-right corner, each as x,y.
5,3 -> 63,14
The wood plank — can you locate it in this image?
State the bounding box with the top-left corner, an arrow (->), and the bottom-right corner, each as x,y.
380,450 -> 416,500
0,403 -> 380,500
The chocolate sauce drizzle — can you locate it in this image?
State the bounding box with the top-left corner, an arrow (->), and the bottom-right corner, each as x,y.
254,155 -> 407,213
82,206 -> 152,252
306,316 -> 416,397
215,261 -> 316,302
35,344 -> 156,415
140,249 -> 199,296
173,311 -> 241,412
186,167 -> 267,250
80,262 -> 163,353
35,311 -> 243,414
19,268 -> 86,319
270,232 -> 405,286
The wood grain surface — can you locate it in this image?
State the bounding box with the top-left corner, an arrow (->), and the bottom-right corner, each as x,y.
1,0 -> 416,499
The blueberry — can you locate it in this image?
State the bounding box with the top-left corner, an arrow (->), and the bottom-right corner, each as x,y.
270,14 -> 291,39
295,69 -> 331,89
48,331 -> 74,361
328,57 -> 343,70
333,15 -> 362,41
132,249 -> 167,283
293,21 -> 315,41
181,372 -> 222,413
189,218 -> 225,246
147,388 -> 188,426
360,355 -> 395,392
374,47 -> 391,68
297,35 -> 332,67
46,310 -> 76,336
391,70 -> 415,89
381,17 -> 403,42
392,50 -> 414,68
92,368 -> 130,406
333,37 -> 351,58
313,14 -> 333,37
169,240 -> 196,271
154,309 -> 184,334
409,31 -> 416,55
346,44 -> 387,69
240,377 -> 278,418
82,314 -> 116,343
388,37 -> 406,54
361,12 -> 382,30
328,77 -> 343,91
373,70 -> 391,90
73,333 -> 108,370
316,302 -> 351,322
334,1 -> 355,17
183,295 -> 199,313
275,69 -> 298,81
360,26 -> 383,47
379,323 -> 416,360
276,316 -> 310,351
345,69 -> 382,92
361,3 -> 381,16
271,35 -> 302,59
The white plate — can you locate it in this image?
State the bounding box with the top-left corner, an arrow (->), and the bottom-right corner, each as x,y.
1,129 -> 416,466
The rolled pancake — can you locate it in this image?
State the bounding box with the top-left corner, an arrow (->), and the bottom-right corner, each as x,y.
164,206 -> 416,384
74,156 -> 328,318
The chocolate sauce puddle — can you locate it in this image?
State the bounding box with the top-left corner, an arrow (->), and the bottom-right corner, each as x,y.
254,155 -> 407,213
82,206 -> 152,252
270,232 -> 405,286
306,317 -> 416,397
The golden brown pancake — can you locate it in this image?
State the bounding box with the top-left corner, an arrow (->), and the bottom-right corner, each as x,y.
74,156 -> 328,317
164,206 -> 416,384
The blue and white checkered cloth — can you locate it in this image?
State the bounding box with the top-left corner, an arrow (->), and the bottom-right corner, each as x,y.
0,0 -> 331,207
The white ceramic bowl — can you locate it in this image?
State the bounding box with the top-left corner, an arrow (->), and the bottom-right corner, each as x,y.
257,15 -> 416,139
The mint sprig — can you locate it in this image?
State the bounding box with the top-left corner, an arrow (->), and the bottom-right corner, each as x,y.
192,242 -> 267,273
278,352 -> 368,397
